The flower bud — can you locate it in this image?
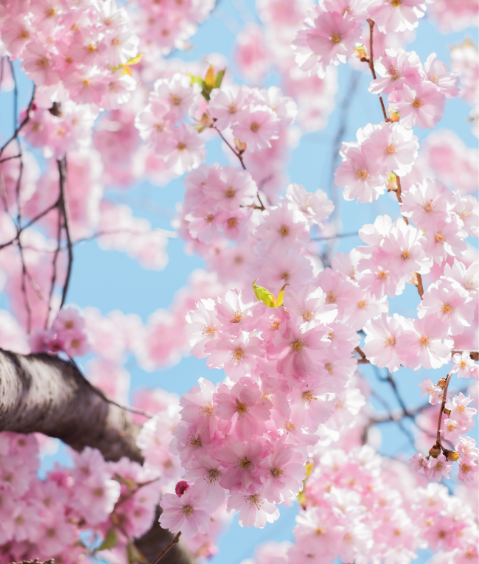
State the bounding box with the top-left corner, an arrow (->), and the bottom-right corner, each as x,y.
389,110 -> 400,122
444,408 -> 451,416
429,445 -> 441,458
354,45 -> 367,60
234,138 -> 247,154
175,480 -> 189,497
447,451 -> 460,462
437,378 -> 447,389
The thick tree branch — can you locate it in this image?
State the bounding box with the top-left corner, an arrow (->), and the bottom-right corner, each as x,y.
0,349 -> 143,462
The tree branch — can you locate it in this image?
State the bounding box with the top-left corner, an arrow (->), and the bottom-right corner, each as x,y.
0,349 -> 143,462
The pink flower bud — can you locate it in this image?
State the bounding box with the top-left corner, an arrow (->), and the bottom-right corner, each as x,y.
175,481 -> 190,497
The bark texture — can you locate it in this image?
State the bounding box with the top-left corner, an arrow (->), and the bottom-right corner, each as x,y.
0,349 -> 143,462
0,349 -> 194,564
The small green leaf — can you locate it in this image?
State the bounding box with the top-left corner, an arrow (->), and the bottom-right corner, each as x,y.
274,283 -> 288,308
98,529 -> 118,551
253,280 -> 276,308
126,53 -> 143,66
189,75 -> 205,88
204,65 -> 215,89
127,540 -> 148,564
214,69 -> 226,89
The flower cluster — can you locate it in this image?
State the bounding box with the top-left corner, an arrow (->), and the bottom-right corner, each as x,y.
244,446 -> 479,564
0,433 -> 158,563
29,306 -> 89,357
1,0 -> 139,110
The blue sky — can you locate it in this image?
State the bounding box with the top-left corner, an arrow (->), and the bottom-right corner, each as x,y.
0,1 -> 478,562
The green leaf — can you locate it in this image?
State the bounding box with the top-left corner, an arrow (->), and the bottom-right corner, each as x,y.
127,540 -> 148,564
253,280 -> 276,308
126,53 -> 143,66
204,65 -> 215,89
214,69 -> 226,89
189,75 -> 205,88
275,283 -> 288,308
98,529 -> 118,551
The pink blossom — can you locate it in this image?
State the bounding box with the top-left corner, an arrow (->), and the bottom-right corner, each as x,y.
426,454 -> 452,482
206,334 -> 262,379
292,9 -> 361,78
255,203 -> 309,254
235,23 -> 272,83
445,393 -> 477,424
366,122 -> 419,177
271,322 -> 329,379
367,0 -> 427,33
334,143 -> 386,204
159,485 -> 212,536
410,452 -> 428,474
361,315 -> 406,372
397,315 -> 453,370
227,491 -> 280,528
418,379 -> 443,405
451,351 -> 478,379
203,166 -> 257,211
369,48 -> 423,95
422,215 -> 468,264
232,106 -> 280,152
418,280 -> 473,335
215,378 -> 272,440
423,53 -> 460,99
208,85 -> 249,130
164,124 -> 207,176
388,83 -> 446,129
400,179 -> 455,229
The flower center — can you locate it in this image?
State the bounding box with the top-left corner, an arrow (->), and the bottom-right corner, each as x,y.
232,310 -> 242,323
285,420 -> 295,432
357,300 -> 367,309
171,95 -> 181,105
232,347 -> 245,363
330,33 -> 341,44
419,335 -> 430,347
228,104 -> 237,114
36,57 -> 49,68
412,98 -> 423,108
250,122 -> 260,132
442,303 -> 453,315
201,404 -> 214,416
239,456 -> 252,469
386,144 -> 395,155
248,494 -> 262,509
385,335 -> 396,347
302,311 -> 314,322
182,504 -> 194,516
435,232 -> 445,244
355,168 -> 369,180
190,436 -> 202,449
280,271 -> 290,281
201,324 -> 216,337
270,467 -> 284,478
225,186 -> 235,198
177,142 -> 186,151
291,339 -> 303,352
228,217 -> 238,228
302,391 -> 317,404
236,400 -> 248,416
401,250 -> 410,260
207,468 -> 221,482
279,225 -> 289,237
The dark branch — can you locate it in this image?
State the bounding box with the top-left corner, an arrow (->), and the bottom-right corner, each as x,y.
0,349 -> 143,462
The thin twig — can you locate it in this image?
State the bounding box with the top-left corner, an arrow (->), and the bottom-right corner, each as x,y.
436,371 -> 453,451
212,125 -> 265,211
364,19 -> 388,121
58,157 -> 73,308
0,82 -> 35,158
0,154 -> 21,163
151,532 -> 181,564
